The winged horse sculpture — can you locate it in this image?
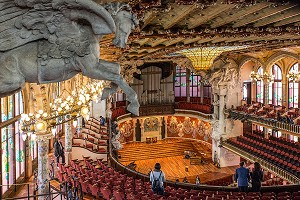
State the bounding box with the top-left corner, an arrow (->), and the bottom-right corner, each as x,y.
0,0 -> 140,115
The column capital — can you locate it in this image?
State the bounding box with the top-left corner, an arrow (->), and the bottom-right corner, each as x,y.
36,132 -> 53,142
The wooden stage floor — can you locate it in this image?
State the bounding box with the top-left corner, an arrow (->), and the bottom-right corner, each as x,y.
120,139 -> 237,185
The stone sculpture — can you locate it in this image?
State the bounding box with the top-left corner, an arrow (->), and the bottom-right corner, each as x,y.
0,0 -> 140,115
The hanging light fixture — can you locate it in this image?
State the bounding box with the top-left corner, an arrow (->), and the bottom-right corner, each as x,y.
21,133 -> 27,141
51,127 -> 56,136
176,46 -> 248,71
19,78 -> 104,138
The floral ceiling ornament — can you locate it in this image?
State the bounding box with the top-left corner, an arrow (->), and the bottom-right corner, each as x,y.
176,46 -> 248,71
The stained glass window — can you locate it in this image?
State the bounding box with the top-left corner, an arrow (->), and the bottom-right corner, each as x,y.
288,63 -> 299,108
1,128 -> 8,194
189,71 -> 201,97
269,64 -> 282,106
256,67 -> 264,103
174,66 -> 187,97
0,92 -> 25,195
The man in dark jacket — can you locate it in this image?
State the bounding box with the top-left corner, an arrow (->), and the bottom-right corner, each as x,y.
54,137 -> 65,165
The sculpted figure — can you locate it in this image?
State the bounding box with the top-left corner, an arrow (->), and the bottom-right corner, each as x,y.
0,0 -> 139,115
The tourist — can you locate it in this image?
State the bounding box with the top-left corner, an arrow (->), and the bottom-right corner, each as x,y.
235,162 -> 250,192
250,162 -> 264,192
99,115 -> 106,126
195,175 -> 201,186
54,137 -> 65,165
150,163 -> 165,195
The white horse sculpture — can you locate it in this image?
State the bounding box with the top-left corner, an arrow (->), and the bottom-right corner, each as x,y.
0,0 -> 140,115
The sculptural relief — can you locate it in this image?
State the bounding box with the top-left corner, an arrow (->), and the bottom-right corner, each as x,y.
0,0 -> 140,115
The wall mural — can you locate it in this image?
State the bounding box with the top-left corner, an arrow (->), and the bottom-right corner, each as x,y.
144,117 -> 159,132
118,120 -> 134,143
167,116 -> 212,142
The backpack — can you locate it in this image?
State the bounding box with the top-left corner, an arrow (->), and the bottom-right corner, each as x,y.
152,171 -> 162,192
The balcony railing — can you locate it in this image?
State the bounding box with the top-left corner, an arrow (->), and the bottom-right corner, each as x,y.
228,110 -> 300,135
222,141 -> 300,184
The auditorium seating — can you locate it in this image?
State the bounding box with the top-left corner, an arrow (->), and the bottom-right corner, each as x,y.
58,157 -> 300,200
72,118 -> 108,153
227,132 -> 300,178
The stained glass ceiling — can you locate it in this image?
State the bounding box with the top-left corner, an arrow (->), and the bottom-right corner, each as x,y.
176,46 -> 249,71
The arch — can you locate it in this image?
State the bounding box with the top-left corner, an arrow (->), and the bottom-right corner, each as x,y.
238,56 -> 264,71
265,51 -> 299,73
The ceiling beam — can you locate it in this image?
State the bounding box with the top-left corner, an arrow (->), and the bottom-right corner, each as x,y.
188,4 -> 235,29
233,4 -> 298,28
254,7 -> 300,27
163,4 -> 198,29
141,11 -> 157,29
210,2 -> 270,28
274,15 -> 300,26
146,38 -> 169,47
162,38 -> 185,46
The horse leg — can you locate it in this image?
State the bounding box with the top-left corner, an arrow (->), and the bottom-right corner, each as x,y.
82,60 -> 140,115
0,54 -> 25,97
101,82 -> 119,101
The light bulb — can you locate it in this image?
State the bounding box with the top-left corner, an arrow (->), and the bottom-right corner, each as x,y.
21,113 -> 27,120
22,133 -> 27,141
65,104 -> 70,110
38,110 -> 43,114
25,117 -> 30,122
36,114 -> 41,118
57,107 -> 62,112
81,107 -> 89,115
42,113 -> 48,118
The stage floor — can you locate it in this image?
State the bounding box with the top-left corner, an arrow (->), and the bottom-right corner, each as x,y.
120,139 -> 237,184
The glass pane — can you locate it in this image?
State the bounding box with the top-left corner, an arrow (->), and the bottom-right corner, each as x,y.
2,128 -> 8,194
15,93 -> 19,116
1,98 -> 8,122
8,95 -> 13,119
8,124 -> 14,187
19,92 -> 24,114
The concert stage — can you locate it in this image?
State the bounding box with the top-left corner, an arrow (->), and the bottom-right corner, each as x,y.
119,138 -> 237,185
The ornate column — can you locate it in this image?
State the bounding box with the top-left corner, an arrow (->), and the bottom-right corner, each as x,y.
218,85 -> 227,138
186,69 -> 191,102
213,93 -> 219,119
36,132 -> 53,200
263,82 -> 269,105
25,138 -> 33,178
64,120 -> 72,165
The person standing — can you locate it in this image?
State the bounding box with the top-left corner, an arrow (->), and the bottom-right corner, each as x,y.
150,163 -> 165,195
235,162 -> 250,192
99,116 -> 106,126
195,175 -> 201,186
250,162 -> 264,192
54,137 -> 65,165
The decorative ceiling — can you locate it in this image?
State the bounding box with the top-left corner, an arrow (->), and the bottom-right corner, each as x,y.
97,0 -> 300,71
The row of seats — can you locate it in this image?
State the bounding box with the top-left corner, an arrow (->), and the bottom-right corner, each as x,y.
57,157 -> 300,200
227,137 -> 300,177
72,118 -> 108,153
243,132 -> 300,158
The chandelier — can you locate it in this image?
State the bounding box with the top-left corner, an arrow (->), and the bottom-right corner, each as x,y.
250,71 -> 274,83
20,79 -> 104,141
287,70 -> 300,82
176,46 -> 248,71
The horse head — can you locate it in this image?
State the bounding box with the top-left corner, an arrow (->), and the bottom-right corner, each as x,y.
104,2 -> 139,48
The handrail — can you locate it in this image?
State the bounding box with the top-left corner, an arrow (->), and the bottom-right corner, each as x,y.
229,110 -> 300,136
222,141 -> 300,184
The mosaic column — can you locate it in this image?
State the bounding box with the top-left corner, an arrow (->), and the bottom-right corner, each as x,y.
213,93 -> 219,119
218,84 -> 227,138
65,120 -> 72,165
263,82 -> 269,105
36,133 -> 53,200
132,119 -> 137,141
